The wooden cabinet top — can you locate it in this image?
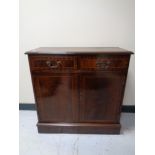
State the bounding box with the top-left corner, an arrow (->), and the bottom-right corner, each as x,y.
25,47 -> 133,55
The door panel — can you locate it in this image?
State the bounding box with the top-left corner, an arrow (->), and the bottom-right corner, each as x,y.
79,72 -> 125,123
33,74 -> 78,123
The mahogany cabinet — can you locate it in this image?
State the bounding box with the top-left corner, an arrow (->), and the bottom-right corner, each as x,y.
26,47 -> 133,134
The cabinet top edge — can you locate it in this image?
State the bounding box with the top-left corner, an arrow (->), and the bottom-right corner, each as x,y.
25,47 -> 134,55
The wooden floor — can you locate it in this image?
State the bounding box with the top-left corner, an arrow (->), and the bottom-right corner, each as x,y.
19,111 -> 135,155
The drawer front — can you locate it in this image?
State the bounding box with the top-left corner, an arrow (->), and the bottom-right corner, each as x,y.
29,55 -> 77,71
79,55 -> 130,71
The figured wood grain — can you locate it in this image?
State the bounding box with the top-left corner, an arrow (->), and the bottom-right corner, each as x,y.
29,55 -> 77,71
26,47 -> 133,134
79,55 -> 129,71
33,74 -> 79,123
79,72 -> 125,123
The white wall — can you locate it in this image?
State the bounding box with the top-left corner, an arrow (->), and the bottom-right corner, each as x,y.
19,0 -> 135,105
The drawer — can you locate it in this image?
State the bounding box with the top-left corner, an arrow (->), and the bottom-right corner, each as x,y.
29,55 -> 77,71
79,55 -> 130,71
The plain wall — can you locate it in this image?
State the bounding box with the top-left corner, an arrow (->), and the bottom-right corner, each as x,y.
19,0 -> 135,105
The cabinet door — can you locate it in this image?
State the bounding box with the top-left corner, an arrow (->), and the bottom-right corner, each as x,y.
33,74 -> 78,123
79,72 -> 125,123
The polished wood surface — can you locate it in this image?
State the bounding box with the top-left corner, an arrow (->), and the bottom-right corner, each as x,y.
37,123 -> 121,134
29,55 -> 77,71
79,72 -> 125,123
26,47 -> 133,134
26,47 -> 133,55
33,74 -> 78,123
79,55 -> 129,71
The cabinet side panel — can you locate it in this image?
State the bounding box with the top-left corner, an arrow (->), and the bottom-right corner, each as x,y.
28,55 -> 41,121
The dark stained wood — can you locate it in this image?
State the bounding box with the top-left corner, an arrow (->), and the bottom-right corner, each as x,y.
26,47 -> 133,134
79,72 -> 125,123
79,55 -> 129,71
37,123 -> 121,134
29,55 -> 77,72
25,47 -> 133,55
33,74 -> 79,123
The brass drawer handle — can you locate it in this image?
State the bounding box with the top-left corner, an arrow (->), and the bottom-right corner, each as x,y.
46,60 -> 62,69
96,61 -> 111,69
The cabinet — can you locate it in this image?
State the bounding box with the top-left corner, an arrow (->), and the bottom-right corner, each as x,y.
26,47 -> 133,134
